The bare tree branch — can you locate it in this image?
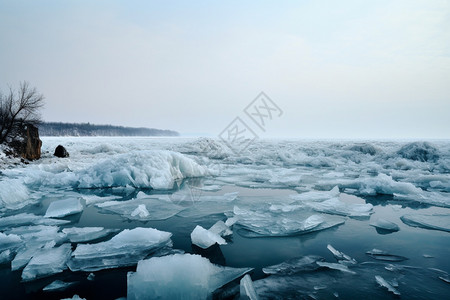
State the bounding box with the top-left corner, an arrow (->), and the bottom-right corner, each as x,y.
0,81 -> 45,144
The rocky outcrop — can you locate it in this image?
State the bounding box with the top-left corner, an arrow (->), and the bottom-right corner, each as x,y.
54,145 -> 69,158
8,124 -> 42,160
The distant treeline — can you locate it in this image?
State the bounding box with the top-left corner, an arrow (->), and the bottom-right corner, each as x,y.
38,122 -> 179,137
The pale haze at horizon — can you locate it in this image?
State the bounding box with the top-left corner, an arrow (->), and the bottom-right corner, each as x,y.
0,0 -> 449,139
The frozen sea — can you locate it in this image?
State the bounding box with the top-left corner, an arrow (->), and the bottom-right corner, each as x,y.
0,137 -> 449,299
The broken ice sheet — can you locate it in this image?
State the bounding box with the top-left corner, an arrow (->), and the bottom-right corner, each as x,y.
400,213 -> 450,232
232,205 -> 345,237
263,255 -> 324,275
240,274 -> 260,300
370,218 -> 400,232
307,197 -> 373,218
43,280 -> 77,292
327,244 -> 357,265
68,227 -> 172,272
316,261 -> 356,274
45,198 -> 84,218
290,186 -> 340,202
0,232 -> 22,252
0,213 -> 70,229
62,227 -> 119,243
127,253 -> 252,300
366,249 -> 408,262
96,195 -> 184,221
176,192 -> 238,218
21,243 -> 72,281
190,225 -> 226,249
375,275 -> 401,296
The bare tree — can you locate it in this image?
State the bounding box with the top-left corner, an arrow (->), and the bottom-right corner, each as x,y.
0,82 -> 45,144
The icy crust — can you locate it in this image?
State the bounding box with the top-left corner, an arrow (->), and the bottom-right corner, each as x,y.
400,214 -> 450,232
127,254 -> 252,300
68,227 -> 173,272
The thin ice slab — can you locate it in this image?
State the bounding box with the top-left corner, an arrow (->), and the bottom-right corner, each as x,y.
400,214 -> 450,232
68,227 -> 172,272
127,253 -> 252,300
45,198 -> 84,218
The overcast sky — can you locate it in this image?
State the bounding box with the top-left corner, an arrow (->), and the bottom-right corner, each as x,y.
1,0 -> 449,138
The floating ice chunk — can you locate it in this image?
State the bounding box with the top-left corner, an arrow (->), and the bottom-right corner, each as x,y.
327,245 -> 357,264
0,250 -> 14,264
394,191 -> 450,208
0,179 -> 31,210
370,218 -> 400,232
68,227 -> 172,272
43,280 -> 77,292
240,274 -> 260,300
0,213 -> 70,229
45,198 -> 84,218
397,142 -> 439,162
316,261 -> 356,274
87,273 -> 95,281
6,225 -> 64,245
191,225 -> 226,249
262,255 -> 324,275
423,254 -> 434,258
234,206 -> 344,237
97,197 -> 184,221
62,227 -> 118,243
307,198 -> 373,217
225,217 -> 238,227
366,249 -> 408,262
81,194 -> 122,206
176,193 -> 238,218
209,220 -> 232,237
21,243 -> 72,281
400,214 -> 450,232
375,275 -> 400,296
127,253 -> 252,300
0,232 -> 22,252
61,295 -> 86,300
290,186 -> 340,202
131,204 -> 150,218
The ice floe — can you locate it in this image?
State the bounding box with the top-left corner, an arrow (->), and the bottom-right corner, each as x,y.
44,198 -> 84,218
375,275 -> 401,296
127,253 -> 252,300
62,227 -> 118,243
369,218 -> 400,232
68,227 -> 172,272
240,274 -> 260,300
400,213 -> 450,232
190,225 -> 226,249
0,213 -> 70,229
366,249 -> 408,262
21,243 -> 72,281
97,195 -> 185,221
316,261 -> 356,274
232,205 -> 345,237
327,244 -> 357,265
262,255 -> 324,275
307,198 -> 373,217
43,280 -> 77,292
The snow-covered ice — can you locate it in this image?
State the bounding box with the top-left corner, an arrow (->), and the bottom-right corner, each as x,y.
68,227 -> 172,272
127,253 -> 252,300
44,198 -> 84,218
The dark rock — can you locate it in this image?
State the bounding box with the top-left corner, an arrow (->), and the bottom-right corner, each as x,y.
54,145 -> 69,158
397,142 -> 439,162
8,124 -> 42,160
